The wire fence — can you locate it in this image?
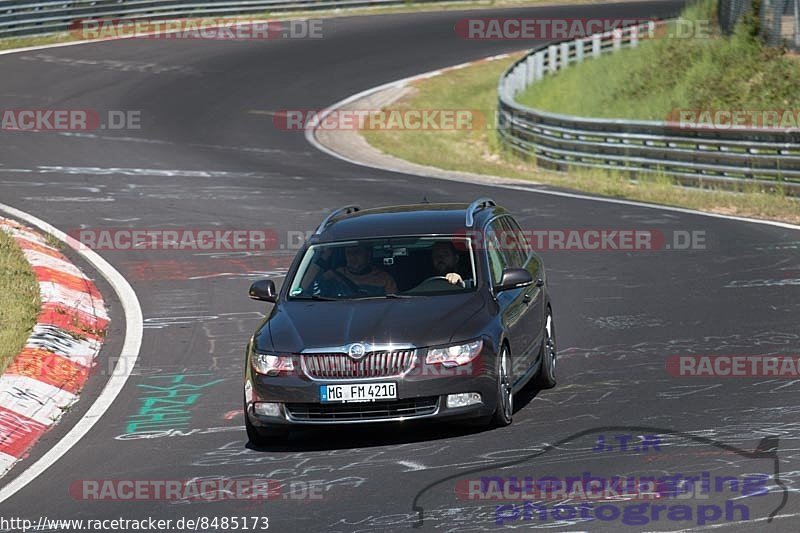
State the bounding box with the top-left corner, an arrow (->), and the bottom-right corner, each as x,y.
718,0 -> 800,49
717,0 -> 751,34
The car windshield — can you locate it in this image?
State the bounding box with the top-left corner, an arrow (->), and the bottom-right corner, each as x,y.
288,236 -> 478,300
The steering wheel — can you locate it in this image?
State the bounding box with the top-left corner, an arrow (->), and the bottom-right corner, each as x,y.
312,268 -> 366,297
330,269 -> 362,294
421,275 -> 451,284
413,275 -> 464,292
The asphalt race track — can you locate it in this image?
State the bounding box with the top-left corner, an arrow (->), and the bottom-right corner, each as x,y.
2,1 -> 800,531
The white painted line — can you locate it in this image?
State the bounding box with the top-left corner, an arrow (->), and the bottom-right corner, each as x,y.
0,452 -> 18,477
0,203 -> 143,504
397,460 -> 427,471
305,58 -> 800,233
0,38 -> 104,57
0,19 -> 283,58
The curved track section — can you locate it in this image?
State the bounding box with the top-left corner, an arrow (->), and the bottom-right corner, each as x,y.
1,2 -> 799,531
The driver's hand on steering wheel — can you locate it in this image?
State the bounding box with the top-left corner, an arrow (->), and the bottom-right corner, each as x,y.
445,273 -> 464,287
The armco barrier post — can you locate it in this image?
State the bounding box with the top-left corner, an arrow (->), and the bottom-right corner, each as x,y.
534,51 -> 545,80
794,0 -> 800,49
526,54 -> 536,84
519,62 -> 528,92
613,28 -> 622,50
560,42 -> 570,67
548,45 -> 558,73
648,20 -> 657,39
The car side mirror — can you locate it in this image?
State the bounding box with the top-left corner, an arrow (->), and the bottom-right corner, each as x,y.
249,279 -> 277,303
494,268 -> 533,292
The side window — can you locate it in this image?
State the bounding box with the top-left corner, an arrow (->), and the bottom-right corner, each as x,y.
505,216 -> 543,279
497,217 -> 526,268
505,216 -> 532,259
484,226 -> 508,285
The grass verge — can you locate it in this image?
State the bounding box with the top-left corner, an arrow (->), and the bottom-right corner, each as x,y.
0,228 -> 41,374
361,54 -> 800,224
517,0 -> 800,120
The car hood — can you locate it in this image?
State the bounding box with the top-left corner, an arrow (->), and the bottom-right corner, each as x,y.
259,293 -> 486,353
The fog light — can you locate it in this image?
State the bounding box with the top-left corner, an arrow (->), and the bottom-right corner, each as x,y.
447,393 -> 482,408
253,402 -> 282,417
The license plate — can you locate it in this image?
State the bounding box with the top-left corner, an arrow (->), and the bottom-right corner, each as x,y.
320,382 -> 397,403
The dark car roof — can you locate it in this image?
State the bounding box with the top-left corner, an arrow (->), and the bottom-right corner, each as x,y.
312,202 -> 507,242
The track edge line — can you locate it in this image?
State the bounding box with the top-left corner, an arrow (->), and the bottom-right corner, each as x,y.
0,202 -> 143,504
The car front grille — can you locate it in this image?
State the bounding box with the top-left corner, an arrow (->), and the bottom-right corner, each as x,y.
286,396 -> 439,422
302,350 -> 416,379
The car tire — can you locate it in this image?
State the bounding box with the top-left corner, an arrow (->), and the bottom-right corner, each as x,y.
490,346 -> 513,427
533,308 -> 557,389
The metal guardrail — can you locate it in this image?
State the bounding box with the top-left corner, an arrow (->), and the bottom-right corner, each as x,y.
0,0 -> 453,38
497,22 -> 800,196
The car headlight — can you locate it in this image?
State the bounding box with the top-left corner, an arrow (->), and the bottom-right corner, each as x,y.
426,340 -> 483,367
253,352 -> 294,376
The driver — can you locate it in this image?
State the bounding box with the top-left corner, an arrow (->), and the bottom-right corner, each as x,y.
431,241 -> 466,286
308,244 -> 397,295
337,244 -> 398,295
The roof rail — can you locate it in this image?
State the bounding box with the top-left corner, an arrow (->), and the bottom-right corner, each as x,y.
314,205 -> 361,235
465,198 -> 496,228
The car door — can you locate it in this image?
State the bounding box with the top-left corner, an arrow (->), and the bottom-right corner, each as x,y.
496,216 -> 542,377
485,219 -> 529,384
505,216 -> 545,366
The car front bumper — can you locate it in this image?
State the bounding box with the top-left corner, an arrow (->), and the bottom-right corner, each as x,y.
246,355 -> 498,427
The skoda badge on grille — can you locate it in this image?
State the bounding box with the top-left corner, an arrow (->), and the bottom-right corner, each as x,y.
347,343 -> 367,360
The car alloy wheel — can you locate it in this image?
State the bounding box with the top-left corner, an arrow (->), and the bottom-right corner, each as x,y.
492,347 -> 513,427
534,309 -> 557,389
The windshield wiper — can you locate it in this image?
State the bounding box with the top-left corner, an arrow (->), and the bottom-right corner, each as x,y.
291,294 -> 339,301
353,293 -> 414,300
